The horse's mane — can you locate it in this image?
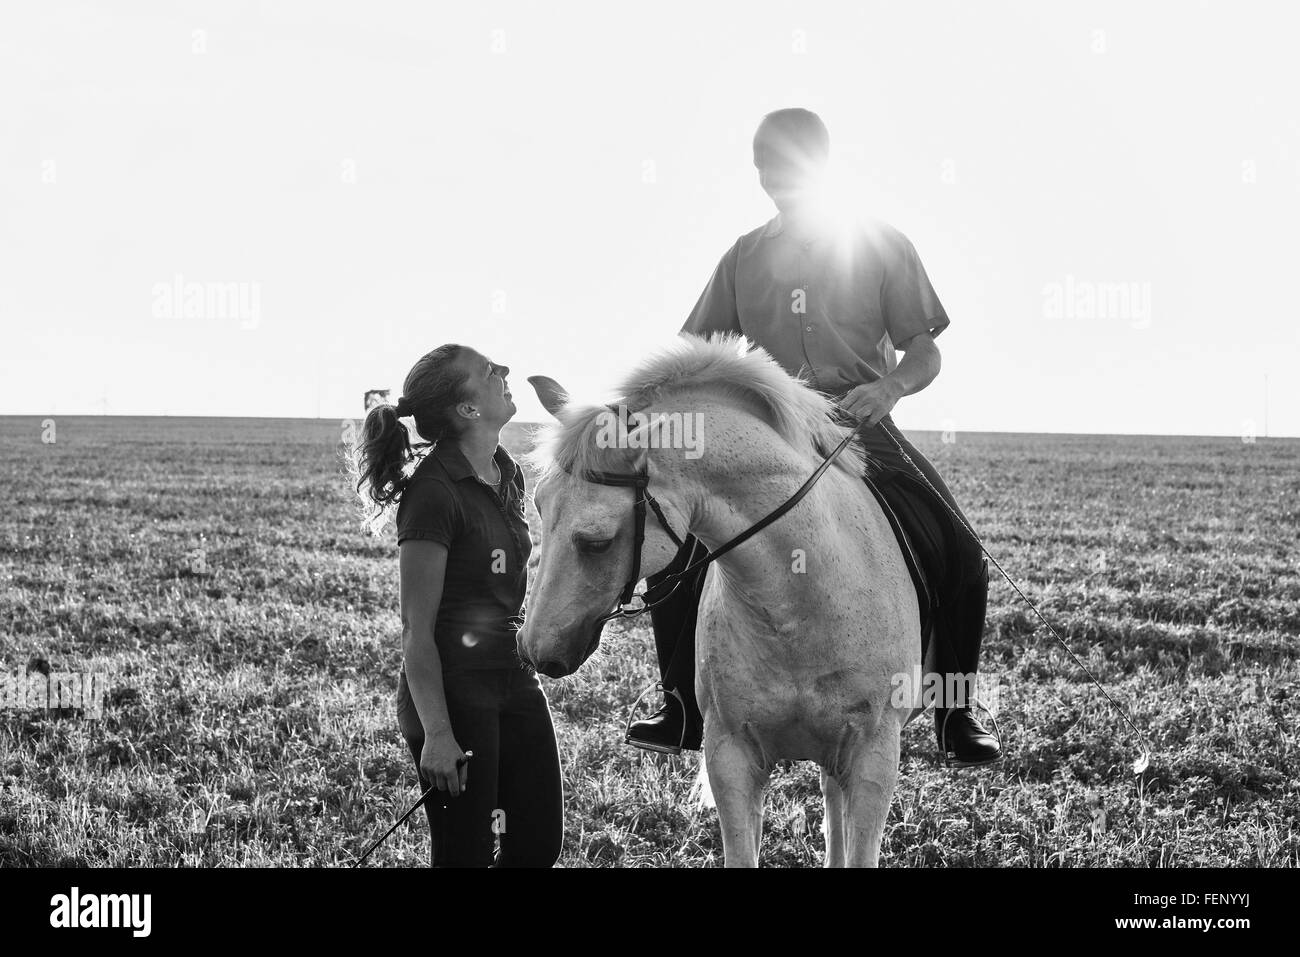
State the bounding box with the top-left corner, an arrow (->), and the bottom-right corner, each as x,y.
525,333 -> 867,484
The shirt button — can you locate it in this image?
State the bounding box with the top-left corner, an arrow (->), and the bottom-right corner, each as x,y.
805,325 -> 813,332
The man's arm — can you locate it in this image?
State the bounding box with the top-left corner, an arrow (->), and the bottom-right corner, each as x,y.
840,331 -> 941,426
885,330 -> 941,396
842,224 -> 949,426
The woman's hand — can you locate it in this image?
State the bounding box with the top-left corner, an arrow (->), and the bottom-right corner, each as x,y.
420,730 -> 469,797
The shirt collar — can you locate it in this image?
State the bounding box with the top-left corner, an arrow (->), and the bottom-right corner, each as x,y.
434,436 -> 517,486
760,209 -> 850,242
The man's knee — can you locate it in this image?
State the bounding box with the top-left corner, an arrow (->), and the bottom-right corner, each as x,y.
954,548 -> 987,596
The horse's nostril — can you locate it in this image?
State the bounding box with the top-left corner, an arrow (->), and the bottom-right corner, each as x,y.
537,660 -> 570,679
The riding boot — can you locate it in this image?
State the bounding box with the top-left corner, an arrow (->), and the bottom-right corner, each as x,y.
933,557 -> 1001,766
627,536 -> 707,753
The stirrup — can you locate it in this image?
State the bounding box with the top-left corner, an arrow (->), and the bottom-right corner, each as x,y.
624,681 -> 687,756
938,695 -> 1003,769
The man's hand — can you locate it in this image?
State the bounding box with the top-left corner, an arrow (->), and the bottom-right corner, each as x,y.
840,332 -> 942,427
841,377 -> 904,427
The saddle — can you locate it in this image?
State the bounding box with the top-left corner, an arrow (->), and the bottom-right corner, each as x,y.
861,472 -> 945,658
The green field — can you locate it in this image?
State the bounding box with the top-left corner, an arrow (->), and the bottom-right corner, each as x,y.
1,415 -> 1297,866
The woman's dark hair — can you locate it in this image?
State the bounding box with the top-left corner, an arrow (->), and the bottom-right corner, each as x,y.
349,343 -> 472,533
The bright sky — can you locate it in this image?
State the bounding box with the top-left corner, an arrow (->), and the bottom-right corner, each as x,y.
1,1 -> 1296,436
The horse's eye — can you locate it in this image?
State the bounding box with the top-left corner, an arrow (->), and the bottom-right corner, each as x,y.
576,538 -> 614,555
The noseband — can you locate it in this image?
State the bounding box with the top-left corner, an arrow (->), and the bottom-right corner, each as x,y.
579,412 -> 861,635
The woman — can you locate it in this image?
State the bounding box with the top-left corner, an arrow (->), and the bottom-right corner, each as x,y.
352,343 -> 562,867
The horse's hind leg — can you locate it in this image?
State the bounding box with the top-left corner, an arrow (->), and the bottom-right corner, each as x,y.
821,769 -> 846,867
705,728 -> 768,868
840,717 -> 902,867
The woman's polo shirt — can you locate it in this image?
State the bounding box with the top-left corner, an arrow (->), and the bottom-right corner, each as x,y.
395,438 -> 531,673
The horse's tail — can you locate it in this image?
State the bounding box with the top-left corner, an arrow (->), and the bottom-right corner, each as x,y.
689,752 -> 715,810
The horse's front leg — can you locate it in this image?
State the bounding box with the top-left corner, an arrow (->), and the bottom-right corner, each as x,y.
704,726 -> 769,867
821,769 -> 846,867
838,714 -> 902,867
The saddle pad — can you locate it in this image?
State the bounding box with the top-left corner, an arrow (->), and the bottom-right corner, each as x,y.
862,473 -> 936,656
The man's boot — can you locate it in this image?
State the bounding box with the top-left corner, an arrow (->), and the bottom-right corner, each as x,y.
934,558 -> 1002,767
626,686 -> 689,754
627,537 -> 707,754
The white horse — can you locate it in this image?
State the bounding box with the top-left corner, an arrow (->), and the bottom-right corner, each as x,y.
518,334 -> 931,867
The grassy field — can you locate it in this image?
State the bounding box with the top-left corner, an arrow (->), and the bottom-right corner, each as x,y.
1,414 -> 1297,867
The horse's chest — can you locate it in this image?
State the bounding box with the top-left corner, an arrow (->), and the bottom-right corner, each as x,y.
699,619 -> 885,731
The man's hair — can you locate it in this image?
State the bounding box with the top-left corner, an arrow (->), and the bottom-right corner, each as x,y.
753,108 -> 830,165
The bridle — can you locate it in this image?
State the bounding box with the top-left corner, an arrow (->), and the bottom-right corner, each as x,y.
581,415 -> 861,635
582,466 -> 685,629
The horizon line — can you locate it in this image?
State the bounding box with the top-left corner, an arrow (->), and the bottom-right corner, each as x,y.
1,413 -> 1292,442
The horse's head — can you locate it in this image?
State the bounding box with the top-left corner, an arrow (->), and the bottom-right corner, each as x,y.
517,375 -> 689,678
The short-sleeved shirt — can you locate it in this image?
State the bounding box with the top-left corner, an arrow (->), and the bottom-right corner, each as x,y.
680,214 -> 950,397
395,437 -> 532,673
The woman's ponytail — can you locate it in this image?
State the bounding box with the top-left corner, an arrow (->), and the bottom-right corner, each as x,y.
354,402 -> 414,513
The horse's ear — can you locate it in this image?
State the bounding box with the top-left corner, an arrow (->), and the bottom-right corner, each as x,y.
527,375 -> 570,419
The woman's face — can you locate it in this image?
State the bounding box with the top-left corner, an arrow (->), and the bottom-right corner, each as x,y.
458,349 -> 515,426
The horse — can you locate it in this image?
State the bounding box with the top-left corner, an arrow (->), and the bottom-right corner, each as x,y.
517,333 -> 933,867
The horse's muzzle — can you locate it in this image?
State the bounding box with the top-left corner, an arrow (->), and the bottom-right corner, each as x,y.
518,627 -> 602,679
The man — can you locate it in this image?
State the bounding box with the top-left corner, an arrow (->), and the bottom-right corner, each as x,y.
628,107 -> 1001,767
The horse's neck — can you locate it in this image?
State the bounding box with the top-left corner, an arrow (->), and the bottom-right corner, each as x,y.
674,403 -> 866,591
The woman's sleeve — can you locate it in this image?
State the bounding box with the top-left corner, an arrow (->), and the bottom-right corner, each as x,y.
396,479 -> 461,547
